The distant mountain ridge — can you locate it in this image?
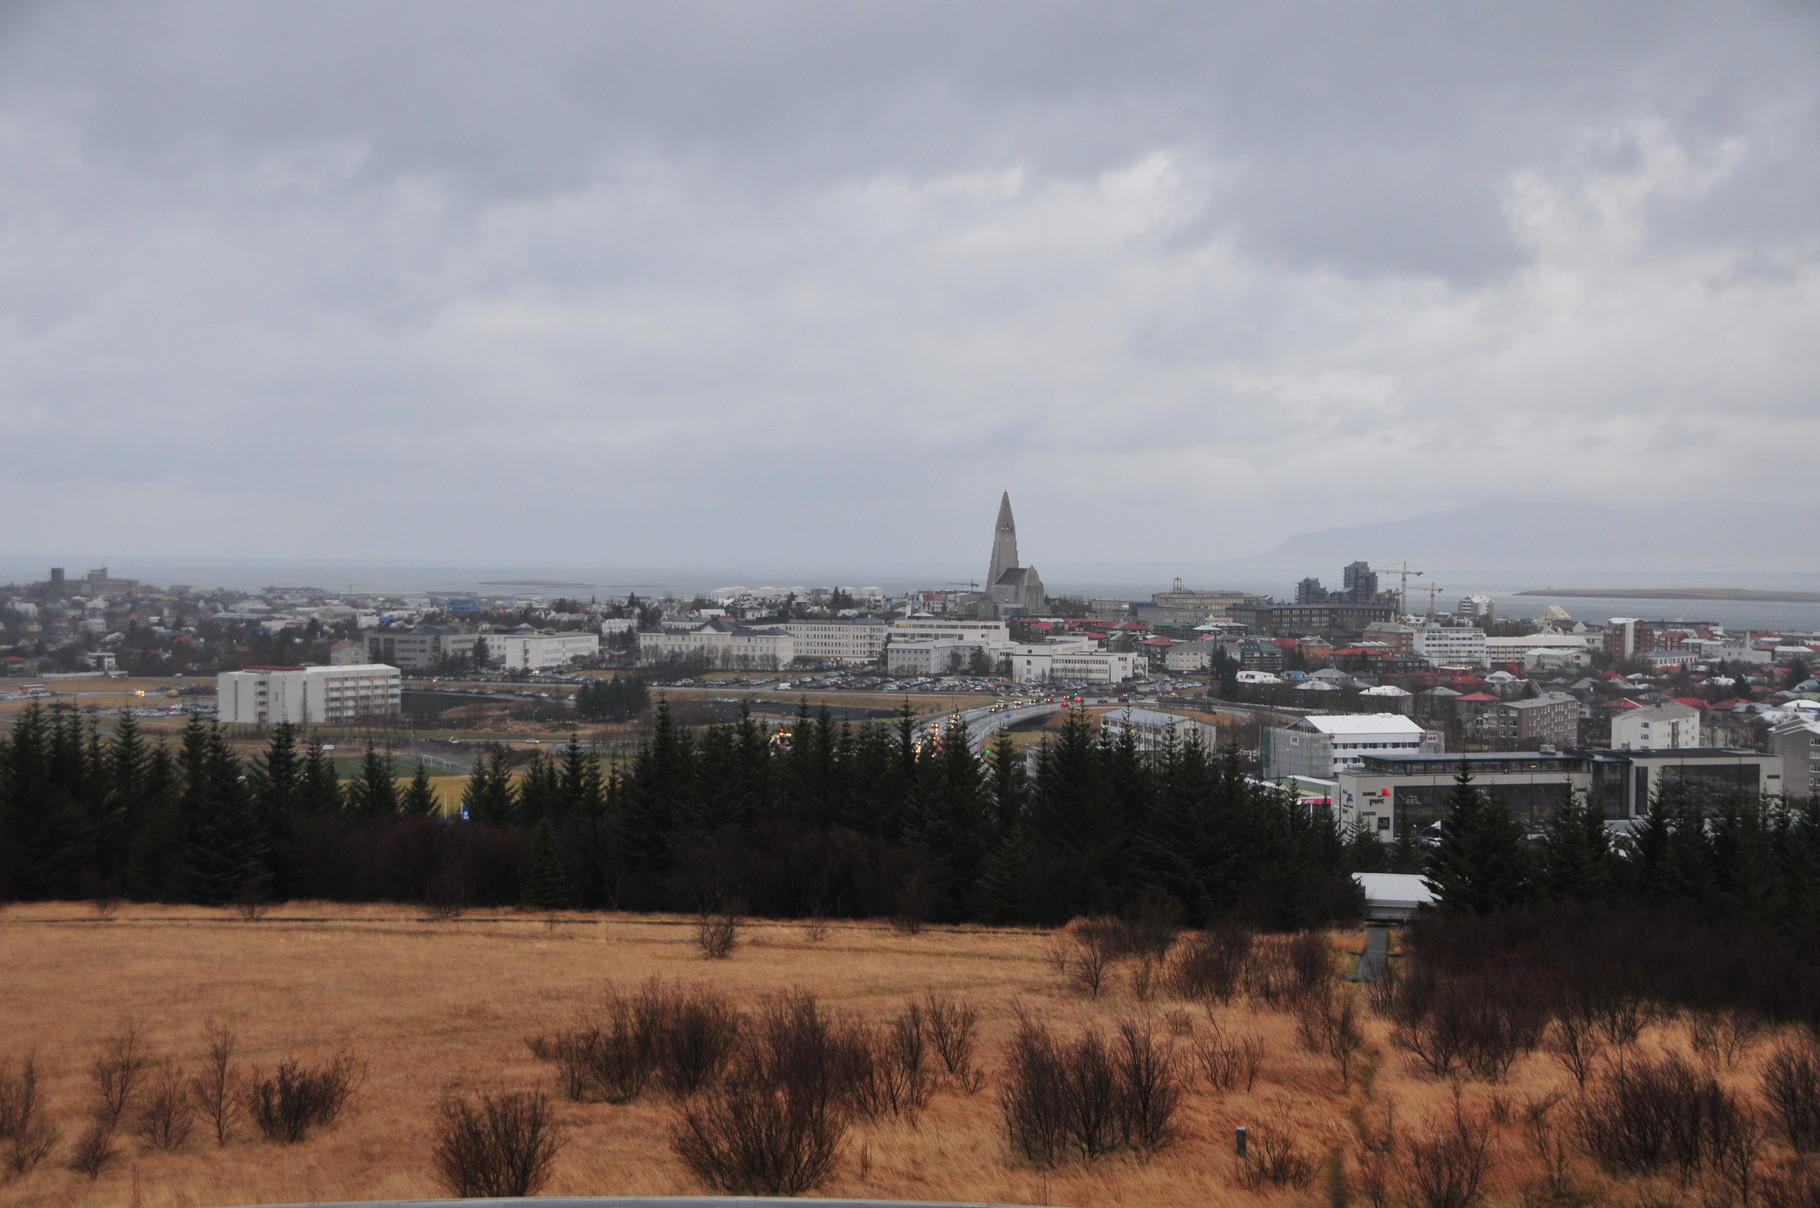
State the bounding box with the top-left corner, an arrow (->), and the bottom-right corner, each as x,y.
1247,500 -> 1820,576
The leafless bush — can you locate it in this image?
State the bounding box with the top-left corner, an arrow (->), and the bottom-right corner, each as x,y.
1354,1095 -> 1399,1208
247,1053 -> 363,1143
672,1070 -> 846,1195
924,993 -> 980,1089
1766,1038 -> 1820,1154
1001,1012 -> 1182,1165
1294,984 -> 1365,1090
1590,991 -> 1648,1047
1575,1051 -> 1746,1180
1548,1011 -> 1606,1089
1238,1102 -> 1317,1190
1761,1157 -> 1820,1208
1064,918 -> 1118,998
1192,1018 -> 1264,1093
671,993 -> 850,1195
695,899 -> 743,959
1406,1087 -> 1494,1208
654,985 -> 744,1099
839,1005 -> 932,1125
68,1118 -> 117,1180
802,912 -> 830,943
90,1021 -> 150,1129
426,862 -> 468,919
891,870 -> 933,935
1287,930 -> 1334,1001
433,1090 -> 567,1198
1521,1091 -> 1573,1199
1113,1019 -> 1182,1153
1390,970 -> 1544,1082
1171,920 -> 1254,1005
235,881 -> 272,922
137,1065 -> 195,1151
1691,1009 -> 1764,1070
190,1020 -> 242,1145
0,1054 -> 60,1176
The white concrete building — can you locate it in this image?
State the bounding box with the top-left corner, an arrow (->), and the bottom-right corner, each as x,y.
889,617 -> 1011,644
1100,706 -> 1219,752
638,620 -> 795,669
218,664 -> 402,725
886,640 -> 995,676
1611,702 -> 1702,751
1266,714 -> 1441,779
1412,626 -> 1488,667
782,618 -> 888,664
486,630 -> 601,671
1009,647 -> 1138,684
1484,634 -> 1590,670
1163,640 -> 1223,672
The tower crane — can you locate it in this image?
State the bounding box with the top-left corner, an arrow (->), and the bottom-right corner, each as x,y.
1382,560 -> 1425,616
1425,583 -> 1446,617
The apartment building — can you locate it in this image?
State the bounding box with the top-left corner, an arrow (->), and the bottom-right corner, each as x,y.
486,630 -> 601,671
218,663 -> 402,725
1265,714 -> 1441,780
782,617 -> 888,664
1412,626 -> 1488,667
1611,702 -> 1703,751
638,619 -> 794,669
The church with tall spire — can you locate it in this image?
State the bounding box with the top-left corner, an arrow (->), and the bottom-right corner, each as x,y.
985,491 -> 1045,617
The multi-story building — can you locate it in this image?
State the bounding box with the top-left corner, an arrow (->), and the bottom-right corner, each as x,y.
886,640 -> 992,676
218,664 -> 402,725
486,630 -> 601,671
1228,601 -> 1397,636
1265,714 -> 1441,780
638,619 -> 794,669
1477,692 -> 1580,750
1337,747 -> 1786,837
1770,720 -> 1820,803
888,617 -> 1011,645
1412,626 -> 1488,668
781,618 -> 888,664
366,625 -> 480,670
1611,702 -> 1702,751
1100,706 -> 1220,753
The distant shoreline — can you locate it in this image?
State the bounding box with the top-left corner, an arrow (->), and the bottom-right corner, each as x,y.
1517,587 -> 1820,603
478,579 -> 595,588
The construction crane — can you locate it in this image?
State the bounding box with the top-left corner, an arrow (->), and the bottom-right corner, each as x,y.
1381,560 -> 1425,615
946,580 -> 980,591
1424,583 -> 1446,617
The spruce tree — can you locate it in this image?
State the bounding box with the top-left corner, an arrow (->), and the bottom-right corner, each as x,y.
347,743 -> 399,820
183,723 -> 269,905
402,761 -> 439,816
522,816 -> 570,909
1540,790 -> 1618,904
1425,760 -> 1532,917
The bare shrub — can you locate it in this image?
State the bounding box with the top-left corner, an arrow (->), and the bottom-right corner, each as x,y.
1767,1038 -> 1820,1154
1548,1011 -> 1605,1089
1690,1009 -> 1763,1070
924,992 -> 980,1089
1590,991 -> 1648,1048
1064,918 -> 1118,999
190,1020 -> 242,1145
68,1118 -> 117,1180
672,1071 -> 845,1195
426,862 -> 468,920
1761,1156 -> 1820,1208
247,1054 -> 363,1143
1171,920 -> 1254,1005
1406,1087 -> 1493,1208
802,912 -> 830,943
695,899 -> 743,959
90,1020 -> 150,1129
654,985 -> 744,1099
671,993 -> 849,1196
1192,1018 -> 1264,1093
137,1065 -> 195,1151
1354,1095 -> 1399,1208
1390,969 -> 1543,1082
1287,930 -> 1334,1001
0,1054 -> 60,1175
433,1090 -> 567,1198
1239,1102 -> 1317,1190
1113,1019 -> 1182,1153
1295,985 -> 1365,1090
891,870 -> 933,935
1575,1051 -> 1745,1180
1000,1013 -> 1070,1166
1521,1091 -> 1573,1199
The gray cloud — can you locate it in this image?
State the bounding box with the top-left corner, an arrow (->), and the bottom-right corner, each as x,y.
2,1 -> 1817,571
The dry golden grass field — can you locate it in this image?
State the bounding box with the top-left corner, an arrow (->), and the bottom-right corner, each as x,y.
0,902 -> 1800,1208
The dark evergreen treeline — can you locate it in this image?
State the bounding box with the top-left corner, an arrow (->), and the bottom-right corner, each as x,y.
574,674 -> 650,723
1415,763 -> 1820,935
0,700 -> 1356,928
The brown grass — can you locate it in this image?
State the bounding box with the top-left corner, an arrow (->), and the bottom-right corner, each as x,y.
0,903 -> 1806,1208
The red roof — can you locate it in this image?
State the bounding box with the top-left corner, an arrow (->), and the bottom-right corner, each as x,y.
1270,637 -> 1297,648
1456,692 -> 1500,702
1674,697 -> 1710,710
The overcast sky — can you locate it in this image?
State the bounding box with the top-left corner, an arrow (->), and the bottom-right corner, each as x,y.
3,1 -> 1817,575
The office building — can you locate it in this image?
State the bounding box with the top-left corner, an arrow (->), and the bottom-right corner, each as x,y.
218,664 -> 401,725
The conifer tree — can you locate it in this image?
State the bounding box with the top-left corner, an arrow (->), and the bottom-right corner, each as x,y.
1540,790 -> 1618,904
402,761 -> 439,816
182,723 -> 269,905
347,743 -> 399,820
522,816 -> 570,909
1425,760 -> 1532,917
460,744 -> 518,824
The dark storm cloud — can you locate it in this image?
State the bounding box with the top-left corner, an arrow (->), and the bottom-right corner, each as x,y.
0,1 -> 1816,565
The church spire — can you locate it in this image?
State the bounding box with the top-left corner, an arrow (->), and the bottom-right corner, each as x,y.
989,491 -> 1019,588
